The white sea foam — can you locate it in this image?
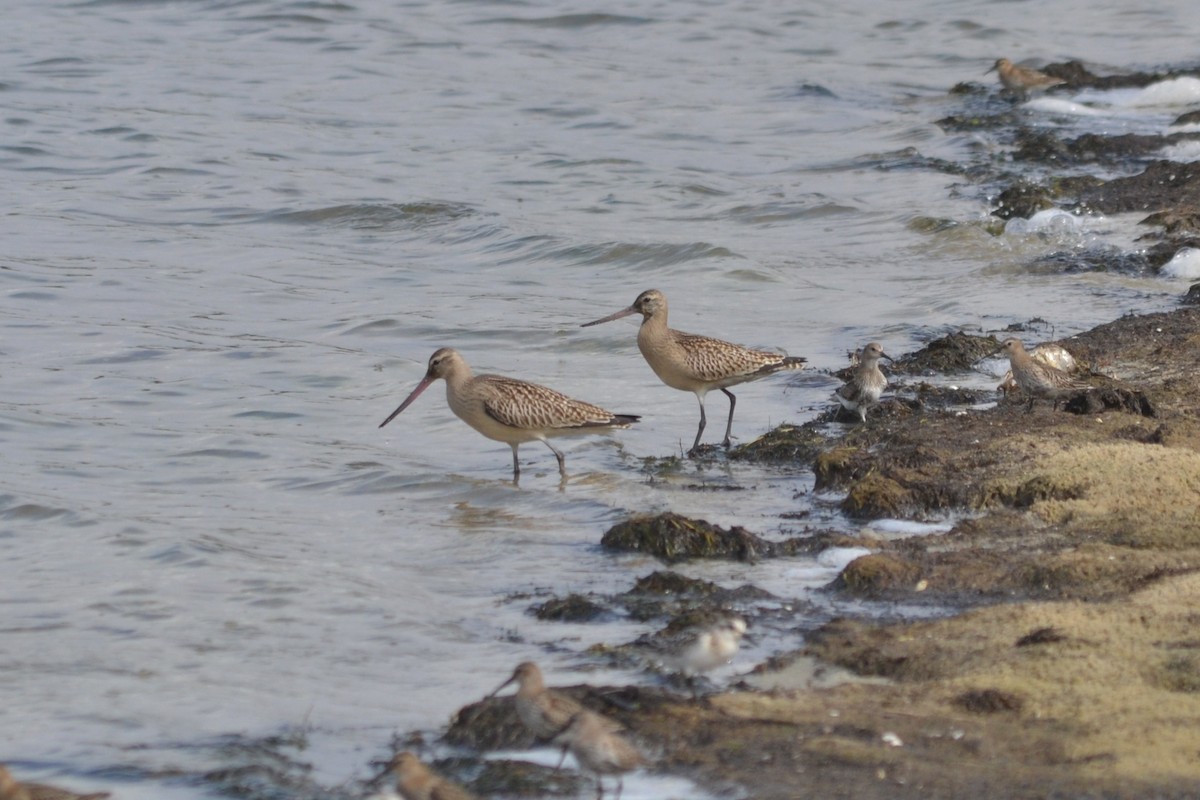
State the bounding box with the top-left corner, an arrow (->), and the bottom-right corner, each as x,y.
863,519 -> 955,537
1160,140 -> 1200,162
816,546 -> 874,571
1161,248 -> 1200,279
1022,97 -> 1106,116
1004,208 -> 1082,235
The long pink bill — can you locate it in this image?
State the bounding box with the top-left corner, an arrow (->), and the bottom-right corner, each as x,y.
379,375 -> 435,428
580,306 -> 637,328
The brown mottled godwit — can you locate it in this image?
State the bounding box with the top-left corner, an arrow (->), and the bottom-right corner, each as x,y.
999,337 -> 1086,410
558,711 -> 645,800
379,348 -> 639,479
385,752 -> 475,800
581,289 -> 807,454
0,765 -> 110,800
835,341 -> 893,423
987,58 -> 1065,93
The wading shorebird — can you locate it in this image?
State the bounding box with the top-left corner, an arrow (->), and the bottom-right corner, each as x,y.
581,289 -> 807,454
835,341 -> 893,423
488,662 -> 621,769
557,711 -> 645,800
999,337 -> 1086,410
385,752 -> 475,800
0,765 -> 111,800
987,58 -> 1066,94
379,348 -> 639,480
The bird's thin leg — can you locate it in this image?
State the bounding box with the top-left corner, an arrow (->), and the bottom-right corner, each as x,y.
510,444 -> 521,479
720,388 -> 737,448
614,776 -> 624,800
552,744 -> 568,772
543,440 -> 567,477
689,395 -> 707,454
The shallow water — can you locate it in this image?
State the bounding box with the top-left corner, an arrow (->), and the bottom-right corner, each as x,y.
2,0 -> 1197,795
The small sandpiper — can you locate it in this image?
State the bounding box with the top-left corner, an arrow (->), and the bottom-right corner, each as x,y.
0,765 -> 110,800
999,337 -> 1086,410
557,711 -> 645,800
834,342 -> 893,423
379,348 -> 639,480
488,661 -> 620,768
581,289 -> 807,454
987,58 -> 1066,94
385,752 -> 475,800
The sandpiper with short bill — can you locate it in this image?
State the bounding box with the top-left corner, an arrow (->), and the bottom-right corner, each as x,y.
987,58 -> 1066,94
998,337 -> 1086,410
835,341 -> 893,423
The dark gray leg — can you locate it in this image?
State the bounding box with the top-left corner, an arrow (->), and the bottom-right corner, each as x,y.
510,444 -> 521,479
543,440 -> 567,476
689,395 -> 707,454
721,388 -> 737,448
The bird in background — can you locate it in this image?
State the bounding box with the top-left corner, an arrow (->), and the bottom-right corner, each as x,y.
987,58 -> 1066,94
998,337 -> 1087,410
581,289 -> 807,455
487,661 -> 622,770
379,348 -> 639,481
835,341 -> 893,423
556,710 -> 645,800
0,766 -> 110,800
384,752 -> 475,800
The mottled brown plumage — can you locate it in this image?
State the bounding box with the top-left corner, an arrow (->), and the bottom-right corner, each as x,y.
1000,337 -> 1086,410
559,711 -> 645,800
835,342 -> 892,423
987,58 -> 1065,93
379,348 -> 639,478
387,752 -> 475,800
488,661 -> 621,769
582,289 -> 806,453
0,766 -> 110,800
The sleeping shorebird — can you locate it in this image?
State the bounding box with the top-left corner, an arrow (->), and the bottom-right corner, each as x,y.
999,337 -> 1087,410
488,662 -> 621,769
581,289 -> 807,454
385,752 -> 475,800
379,348 -> 639,480
558,711 -> 645,800
835,342 -> 893,423
987,58 -> 1066,94
0,765 -> 110,800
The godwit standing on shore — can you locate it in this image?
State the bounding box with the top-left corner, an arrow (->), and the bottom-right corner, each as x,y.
558,711 -> 645,800
379,348 -> 639,480
999,337 -> 1086,410
581,289 -> 807,454
987,58 -> 1066,94
835,342 -> 893,423
385,752 -> 475,800
0,765 -> 111,800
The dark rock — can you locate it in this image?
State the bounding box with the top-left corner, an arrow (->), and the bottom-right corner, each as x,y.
530,593 -> 609,622
891,331 -> 999,374
600,512 -> 807,563
832,553 -> 921,596
1078,160 -> 1200,215
1061,387 -> 1156,417
1185,283 -> 1200,305
953,688 -> 1024,713
1015,627 -> 1067,647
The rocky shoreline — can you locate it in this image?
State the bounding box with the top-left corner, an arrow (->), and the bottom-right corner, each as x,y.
373,62 -> 1200,800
